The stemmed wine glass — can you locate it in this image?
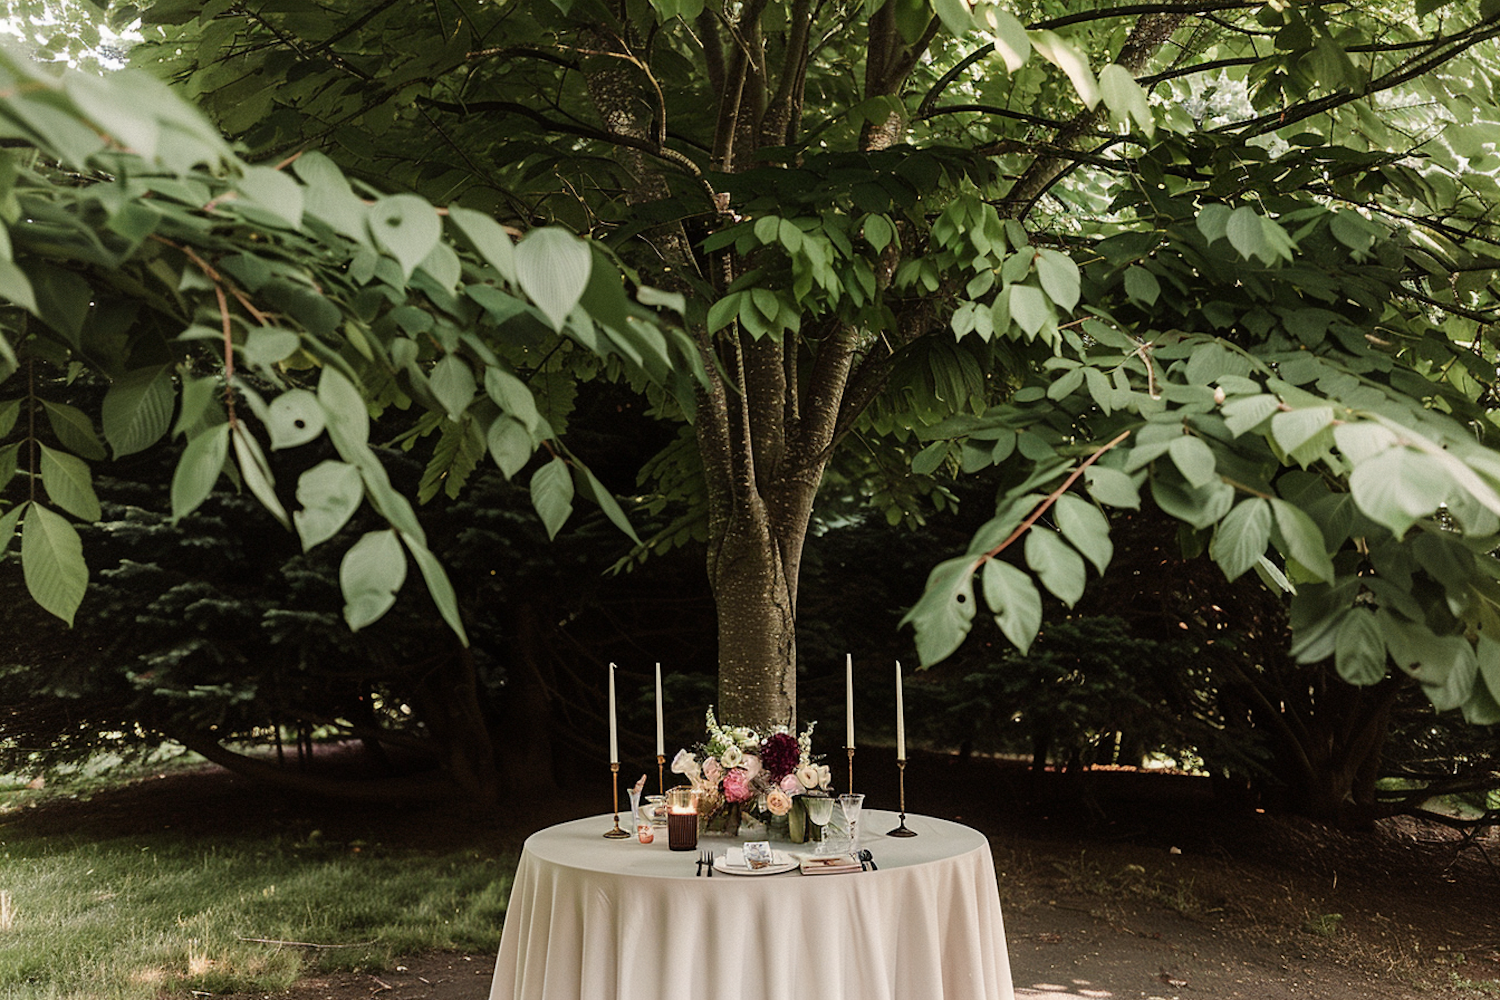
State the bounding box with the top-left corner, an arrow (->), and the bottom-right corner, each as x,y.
804,793 -> 836,854
837,793 -> 865,857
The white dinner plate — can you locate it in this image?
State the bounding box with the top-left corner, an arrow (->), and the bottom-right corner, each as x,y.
713,849 -> 798,876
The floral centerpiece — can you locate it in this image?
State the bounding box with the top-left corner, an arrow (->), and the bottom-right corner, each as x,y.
670,708 -> 832,841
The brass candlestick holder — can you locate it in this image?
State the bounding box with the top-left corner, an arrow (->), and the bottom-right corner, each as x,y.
657,753 -> 665,796
887,758 -> 918,837
846,746 -> 855,793
602,761 -> 629,839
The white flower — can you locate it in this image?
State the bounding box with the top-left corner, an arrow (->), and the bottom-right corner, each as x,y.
816,764 -> 832,789
740,753 -> 762,779
796,764 -> 821,790
671,750 -> 700,781
720,744 -> 744,768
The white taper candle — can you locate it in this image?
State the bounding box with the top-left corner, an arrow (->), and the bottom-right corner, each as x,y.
654,662 -> 665,757
846,653 -> 855,747
895,660 -> 906,760
608,662 -> 619,764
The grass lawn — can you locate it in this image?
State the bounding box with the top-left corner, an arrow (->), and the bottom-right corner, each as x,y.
0,779 -> 515,1000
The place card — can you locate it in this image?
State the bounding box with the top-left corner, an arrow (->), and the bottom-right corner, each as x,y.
742,841 -> 773,869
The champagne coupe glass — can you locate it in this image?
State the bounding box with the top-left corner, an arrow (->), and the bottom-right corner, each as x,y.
804,794 -> 836,854
837,793 -> 865,857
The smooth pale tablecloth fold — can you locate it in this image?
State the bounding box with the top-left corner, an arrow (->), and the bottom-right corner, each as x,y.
490,809 -> 1014,1000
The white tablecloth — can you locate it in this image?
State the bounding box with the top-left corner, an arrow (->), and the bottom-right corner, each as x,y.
489,809 -> 1014,1000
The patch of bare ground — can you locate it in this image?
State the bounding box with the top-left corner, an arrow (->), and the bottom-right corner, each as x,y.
7,749 -> 1500,999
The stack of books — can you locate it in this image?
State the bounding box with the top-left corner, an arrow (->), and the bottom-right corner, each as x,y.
799,854 -> 863,875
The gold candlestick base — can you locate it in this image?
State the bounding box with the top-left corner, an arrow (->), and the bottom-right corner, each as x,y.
603,761 -> 629,839
657,754 -> 666,797
887,758 -> 918,837
846,746 -> 855,794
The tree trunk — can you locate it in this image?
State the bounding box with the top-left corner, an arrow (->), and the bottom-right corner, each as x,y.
494,603 -> 562,797
579,1 -> 937,729
410,645 -> 502,819
710,500 -> 799,730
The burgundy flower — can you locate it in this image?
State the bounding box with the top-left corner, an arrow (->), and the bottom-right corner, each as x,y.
760,732 -> 800,781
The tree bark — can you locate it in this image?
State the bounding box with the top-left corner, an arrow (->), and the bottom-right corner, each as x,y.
494,603 -> 562,796
577,1 -> 938,730
410,646 -> 502,818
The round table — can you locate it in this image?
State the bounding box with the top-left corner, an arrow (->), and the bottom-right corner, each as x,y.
488,809 -> 1014,1000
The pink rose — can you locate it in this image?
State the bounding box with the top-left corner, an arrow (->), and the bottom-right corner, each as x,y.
779,773 -> 802,795
702,758 -> 723,784
721,767 -> 753,803
765,788 -> 793,816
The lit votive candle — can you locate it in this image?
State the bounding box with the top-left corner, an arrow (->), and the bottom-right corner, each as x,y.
666,786 -> 699,852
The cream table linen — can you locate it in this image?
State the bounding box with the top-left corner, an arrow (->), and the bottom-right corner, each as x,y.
489,809 -> 1014,1000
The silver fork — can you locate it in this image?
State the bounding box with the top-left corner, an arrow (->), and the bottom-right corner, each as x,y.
701,848 -> 714,876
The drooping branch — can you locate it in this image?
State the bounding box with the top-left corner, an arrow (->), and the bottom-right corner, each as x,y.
1228,13 -> 1500,140
1005,11 -> 1189,218
173,729 -> 457,803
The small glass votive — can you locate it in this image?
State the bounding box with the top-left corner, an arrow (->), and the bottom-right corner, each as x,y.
666,785 -> 700,852
644,794 -> 667,827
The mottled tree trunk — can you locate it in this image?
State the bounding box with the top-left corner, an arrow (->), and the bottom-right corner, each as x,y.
581,1 -> 935,730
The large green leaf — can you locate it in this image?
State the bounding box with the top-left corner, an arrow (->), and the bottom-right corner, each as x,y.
979,5 -> 1030,71
1476,635 -> 1500,714
429,354 -> 477,421
231,423 -> 290,529
933,0 -> 974,37
981,558 -> 1042,653
292,150 -> 368,241
236,164 -> 303,229
1270,406 -> 1334,456
487,415 -> 534,480
1009,284 -> 1051,337
0,501 -> 23,559
1349,448 -> 1451,537
1030,30 -> 1100,109
1084,466 -> 1140,509
170,422 -> 229,521
340,529 -> 407,630
1025,527 -> 1085,607
21,503 -> 87,627
1270,498 -> 1334,583
902,555 -> 978,666
38,443 -> 100,522
515,227 -> 592,332
101,365 -> 173,458
368,193 -> 442,279
294,460 -> 363,551
485,366 -> 541,432
448,205 -> 517,282
1335,609 -> 1387,686
573,461 -> 642,545
1098,63 -> 1153,136
1221,394 -> 1280,437
1168,435 -> 1217,488
1210,498 -> 1271,581
400,530 -> 469,645
42,400 -> 105,460
265,388 -> 325,450
1054,493 -> 1112,575
1035,249 -> 1079,312
318,367 -> 372,451
530,455 -> 574,540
